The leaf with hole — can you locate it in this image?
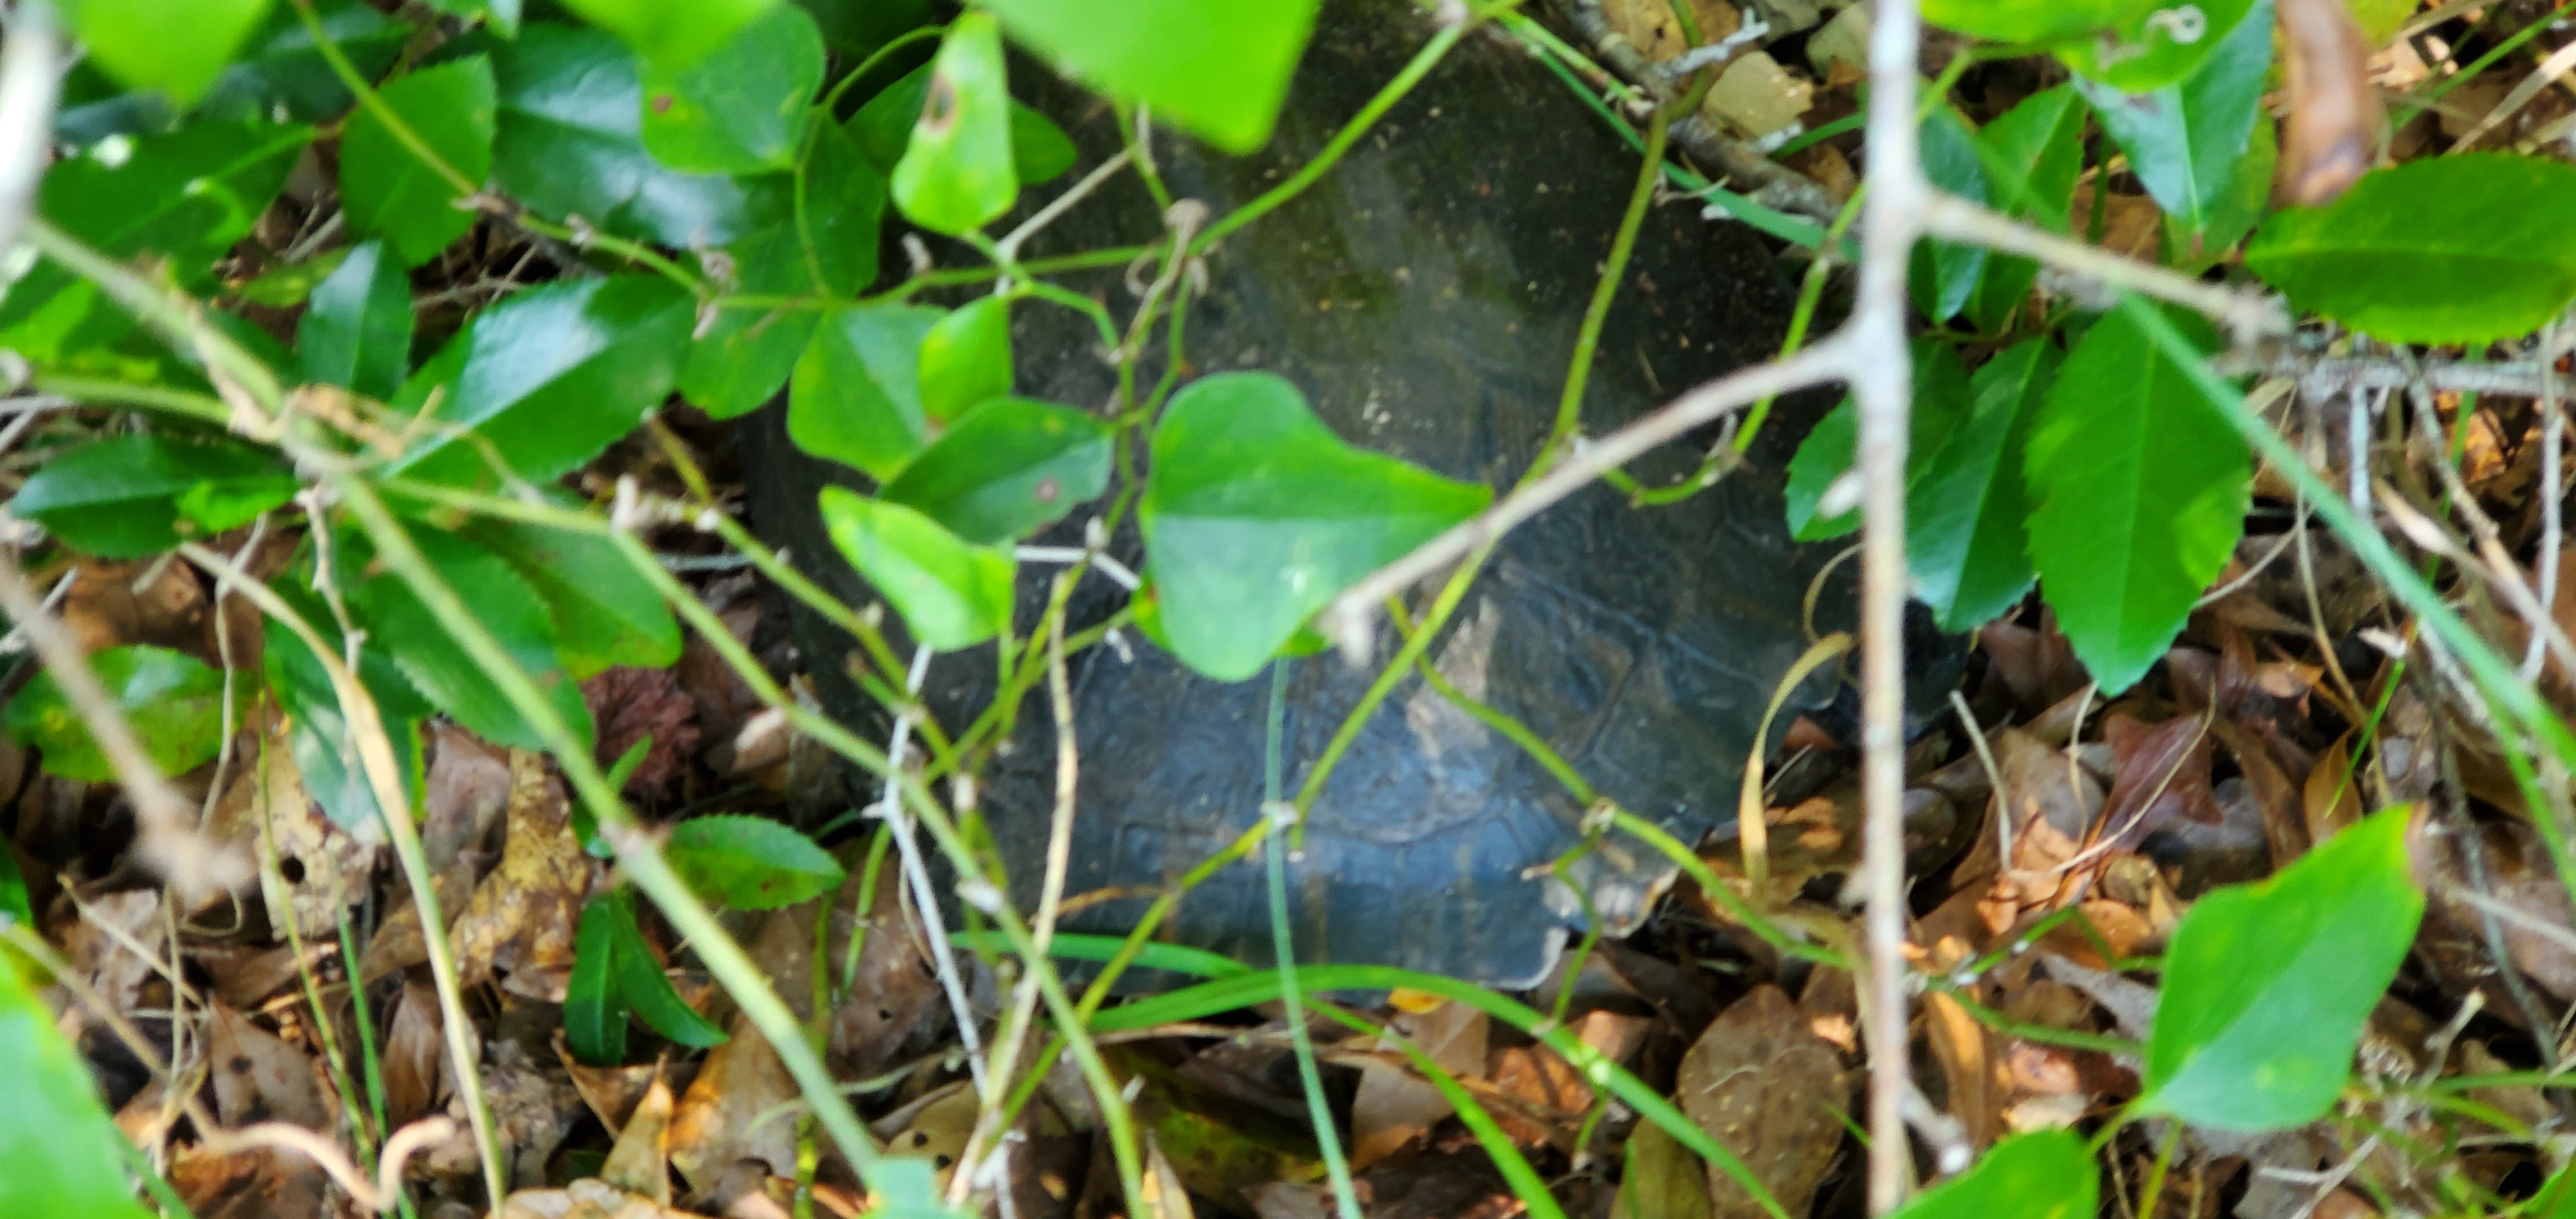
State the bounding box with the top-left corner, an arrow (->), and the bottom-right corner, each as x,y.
1888,1130 -> 2094,1219
917,295 -> 1013,420
980,0 -> 1321,154
297,240 -> 413,401
2024,303 -> 2246,694
389,274 -> 694,489
787,303 -> 945,479
2075,0 -> 2273,235
66,0 -> 273,105
1910,103 -> 1989,323
852,61 -> 1082,185
818,487 -> 1017,652
468,517 -> 680,680
2244,155 -> 2576,345
638,2 -> 824,174
558,0 -> 771,68
891,13 -> 1016,235
2142,808 -> 2424,1130
881,397 -> 1114,545
0,947 -> 154,1219
1784,339 -> 1971,542
1141,372 -> 1491,682
1907,339 -> 2059,631
489,23 -> 788,247
346,530 -> 595,755
9,434 -> 296,559
340,55 -> 496,268
565,893 -> 632,1064
261,581 -> 429,837
1966,85 -> 2086,331
4,645 -> 231,783
2060,0 -> 2261,91
666,814 -> 845,909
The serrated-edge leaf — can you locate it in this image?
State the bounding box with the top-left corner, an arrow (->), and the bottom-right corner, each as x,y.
349,532 -> 594,754
470,518 -> 681,679
297,240 -> 413,399
2074,0 -> 2272,234
565,895 -> 632,1064
603,891 -> 728,1048
665,813 -> 845,909
340,55 -> 496,266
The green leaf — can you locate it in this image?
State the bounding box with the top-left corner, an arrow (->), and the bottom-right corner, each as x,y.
794,0 -> 928,56
297,240 -> 412,400
489,23 -> 787,247
2166,112 -> 2276,269
1910,104 -> 1989,323
1920,0 -> 2141,45
1784,339 -> 1972,541
10,434 -> 296,559
1140,372 -> 1491,682
918,295 -> 1013,420
2244,154 -> 2576,346
261,581 -> 428,837
890,13 -> 1017,236
678,122 -> 883,419
639,3 -> 825,174
348,530 -> 594,754
2075,0 -> 2273,235
2024,303 -> 2246,694
1907,339 -> 2060,631
1888,1130 -> 2094,1219
233,247 -> 349,308
0,119 -> 310,364
0,954 -> 155,1219
666,814 -> 845,909
817,487 -> 1017,652
852,61 -> 1088,185
4,645 -> 229,782
389,274 -> 694,488
1966,85 -> 2087,331
421,0 -> 518,35
56,0 -> 404,140
880,397 -> 1114,545
981,0 -> 1322,154
66,0 -> 274,105
2143,808 -> 2425,1130
468,518 -> 681,679
340,55 -> 496,268
559,0 -> 771,69
787,303 -> 944,479
2061,0 -> 2259,93
565,895 -> 632,1064
599,889 -> 728,1046
1011,107 -> 1077,185
862,1158 -> 972,1219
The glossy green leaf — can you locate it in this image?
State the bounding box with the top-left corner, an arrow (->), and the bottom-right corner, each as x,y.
489,23 -> 787,247
918,295 -> 1013,420
469,518 -> 680,679
817,487 -> 1017,652
1910,104 -> 1989,322
2061,0 -> 2259,93
559,0 -> 770,68
565,894 -> 632,1064
852,61 -> 1086,185
420,0 -> 518,34
1966,85 -> 2087,332
2179,111 -> 2275,266
891,13 -> 1017,235
2245,155 -> 2576,346
297,240 -> 412,400
666,814 -> 845,909
348,530 -> 594,754
233,247 -> 349,308
788,303 -> 944,479
340,55 -> 496,268
55,0 -> 403,141
0,954 -> 155,1219
981,0 -> 1322,154
389,275 -> 694,488
606,891 -> 728,1048
2075,0 -> 2273,235
1919,0 -> 2140,44
638,3 -> 824,174
2143,808 -> 2425,1130
10,434 -> 296,559
678,122 -> 882,418
4,645 -> 229,782
1141,372 -> 1491,682
2024,304 -> 2246,694
261,581 -> 428,837
881,398 -> 1114,545
1907,339 -> 2060,631
0,119 -> 310,363
1784,339 -> 1971,541
67,0 -> 273,105
1888,1130 -> 2094,1219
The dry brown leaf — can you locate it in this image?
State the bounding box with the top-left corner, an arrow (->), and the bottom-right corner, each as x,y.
361,857 -> 475,984
1703,51 -> 1814,141
602,1068 -> 676,1203
583,666 -> 700,799
207,1001 -> 331,1129
880,1080 -> 979,1190
2066,186 -> 2163,259
2099,713 -> 2222,849
1600,0 -> 1742,62
2277,0 -> 2382,204
826,855 -> 941,1079
667,1010 -> 800,1190
499,1177 -> 711,1219
486,1038 -> 586,1186
1924,990 -> 2002,1149
1675,985 -> 1855,1219
561,1036 -> 665,1136
56,558 -> 209,657
385,977 -> 445,1128
1350,998 -> 1489,1169
2303,731 -> 2365,843
452,750 -> 595,1000
169,1144 -> 328,1219
423,721 -> 510,872
254,733 -> 381,932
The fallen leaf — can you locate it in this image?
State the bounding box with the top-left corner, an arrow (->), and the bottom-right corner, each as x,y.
2097,712 -> 2221,849
1351,999 -> 1489,1168
360,857 -> 475,983
207,1000 -> 331,1128
251,730 -> 381,932
1673,985 -> 1855,1219
452,750 -> 596,1000
826,854 -> 942,1079
169,1142 -> 328,1219
583,666 -> 700,799
1614,1118 -> 1715,1219
1598,0 -> 1741,63
880,1079 -> 979,1190
2278,0 -> 2380,204
385,977 -> 445,1128
56,558 -> 209,658
485,1037 -> 586,1186
560,1034 -> 665,1135
1924,990 -> 2002,1149
602,1068 -> 676,1203
499,1177 -> 709,1219
667,1011 -> 800,1190
423,721 -> 510,872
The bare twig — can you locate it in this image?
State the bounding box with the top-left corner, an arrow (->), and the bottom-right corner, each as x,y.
0,1 -> 59,257
993,147 -> 1136,270
2218,343 -> 2576,401
873,645 -> 992,1097
1919,193 -> 2290,340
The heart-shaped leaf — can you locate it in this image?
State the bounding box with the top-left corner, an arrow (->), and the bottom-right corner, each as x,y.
2075,0 -> 2273,235
665,814 -> 845,909
678,120 -> 883,418
881,397 -> 1114,544
2024,303 -> 2246,693
787,303 -> 944,479
818,487 -> 1017,651
2143,808 -> 2425,1130
891,13 -> 1017,235
2245,155 -> 2576,346
10,434 -> 296,559
4,645 -> 231,782
638,2 -> 824,174
297,240 -> 413,400
68,0 -> 273,105
0,944 -> 155,1218
1906,338 -> 2060,631
851,60 -> 1078,185
1141,372 -> 1491,682
347,530 -> 594,754
341,56 -> 495,266
980,0 -> 1321,154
